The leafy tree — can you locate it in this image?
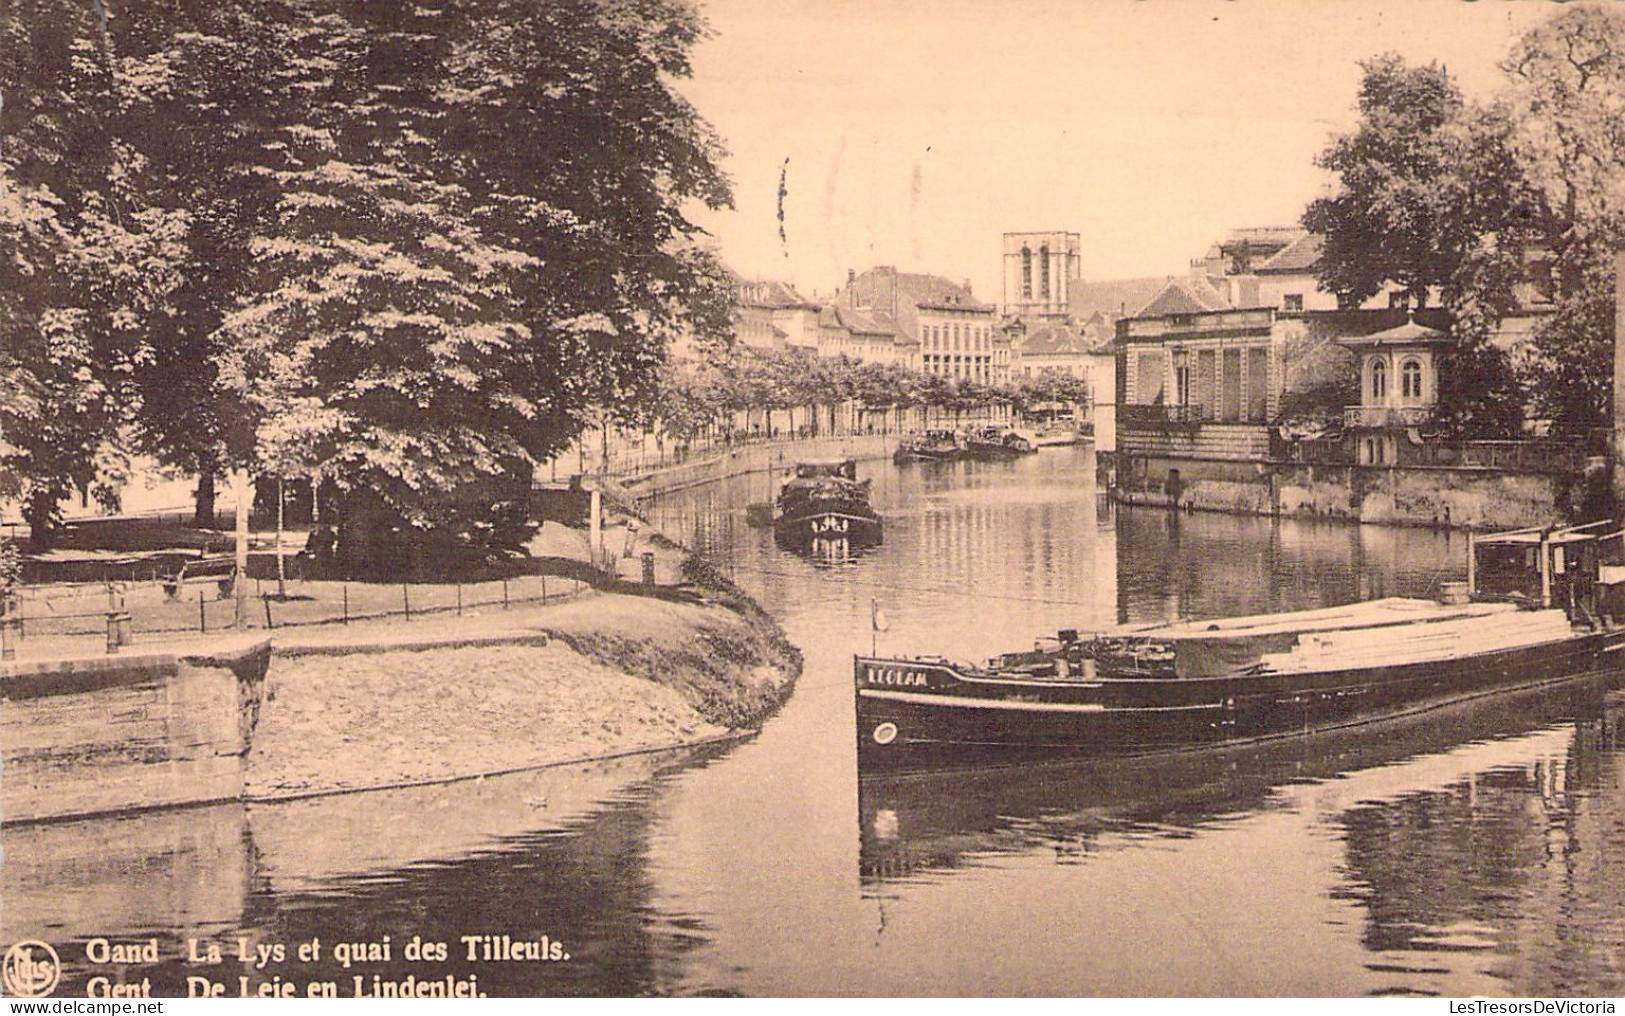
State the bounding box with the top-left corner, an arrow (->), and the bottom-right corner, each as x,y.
116,0 -> 313,525
1522,257 -> 1615,435
1502,2 -> 1625,290
1502,4 -> 1625,434
220,0 -> 733,571
1431,339 -> 1526,439
0,0 -> 185,548
1304,55 -> 1477,310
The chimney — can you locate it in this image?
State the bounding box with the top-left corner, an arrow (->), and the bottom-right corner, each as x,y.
847,268 -> 855,286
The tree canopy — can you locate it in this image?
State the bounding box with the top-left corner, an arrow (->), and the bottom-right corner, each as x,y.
3,0 -> 735,555
1307,5 -> 1625,438
0,0 -> 187,545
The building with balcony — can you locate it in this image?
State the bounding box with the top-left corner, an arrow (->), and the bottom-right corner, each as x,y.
1334,315 -> 1452,465
1113,282 -> 1297,507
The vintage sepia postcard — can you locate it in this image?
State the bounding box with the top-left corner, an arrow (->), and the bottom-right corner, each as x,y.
4,0 -> 1625,1001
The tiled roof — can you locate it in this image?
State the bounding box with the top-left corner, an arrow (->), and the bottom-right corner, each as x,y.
1136,276 -> 1234,318
1336,316 -> 1451,347
1018,322 -> 1091,356
819,304 -> 899,337
1257,233 -> 1323,274
737,278 -> 815,309
1067,277 -> 1169,321
896,273 -> 993,312
1218,226 -> 1310,255
845,267 -> 993,313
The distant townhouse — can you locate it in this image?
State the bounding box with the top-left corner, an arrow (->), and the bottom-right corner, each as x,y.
814,304 -> 914,368
837,266 -> 1003,382
732,277 -> 819,353
1008,320 -> 1096,380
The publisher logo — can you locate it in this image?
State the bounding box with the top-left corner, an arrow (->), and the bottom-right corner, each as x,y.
3,940 -> 61,998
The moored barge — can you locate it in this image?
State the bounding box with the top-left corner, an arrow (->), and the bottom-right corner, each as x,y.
894,430 -> 965,463
962,426 -> 1037,460
855,523 -> 1625,770
774,458 -> 883,551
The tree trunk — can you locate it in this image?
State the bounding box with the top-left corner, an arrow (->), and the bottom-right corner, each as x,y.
194,468 -> 217,529
232,469 -> 250,627
22,488 -> 61,553
275,475 -> 287,599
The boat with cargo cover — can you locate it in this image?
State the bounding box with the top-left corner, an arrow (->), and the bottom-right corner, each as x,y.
894,430 -> 966,464
962,426 -> 1037,461
774,458 -> 883,551
855,522 -> 1625,770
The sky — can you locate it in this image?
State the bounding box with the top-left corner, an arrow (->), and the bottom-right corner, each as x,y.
678,0 -> 1556,306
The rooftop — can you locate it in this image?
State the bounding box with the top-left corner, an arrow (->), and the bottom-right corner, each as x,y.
1257,233 -> 1323,275
1016,321 -> 1107,357
1066,277 -> 1169,321
1336,315 -> 1450,347
1135,276 -> 1234,318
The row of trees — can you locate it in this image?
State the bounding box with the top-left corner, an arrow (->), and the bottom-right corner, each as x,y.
653,351 -> 1093,445
1305,4 -> 1625,439
2,0 -> 734,552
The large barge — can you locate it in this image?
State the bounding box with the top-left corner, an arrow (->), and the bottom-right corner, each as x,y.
855,523 -> 1625,770
773,459 -> 883,552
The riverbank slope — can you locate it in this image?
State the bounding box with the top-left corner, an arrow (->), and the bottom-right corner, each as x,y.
247,583 -> 800,800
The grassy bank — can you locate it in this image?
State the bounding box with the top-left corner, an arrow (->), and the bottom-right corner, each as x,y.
245,589 -> 801,800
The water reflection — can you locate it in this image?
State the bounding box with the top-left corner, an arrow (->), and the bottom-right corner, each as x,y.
1115,507 -> 1467,625
1337,702 -> 1625,995
12,448 -> 1625,997
6,747 -> 729,998
857,678 -> 1610,885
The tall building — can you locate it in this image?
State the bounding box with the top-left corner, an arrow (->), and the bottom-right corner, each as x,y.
1002,231 -> 1082,319
837,266 -> 1003,382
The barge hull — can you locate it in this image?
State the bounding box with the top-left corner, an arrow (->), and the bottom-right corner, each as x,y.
855,633 -> 1625,770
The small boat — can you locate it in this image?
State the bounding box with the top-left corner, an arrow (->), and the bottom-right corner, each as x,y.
962,426 -> 1037,460
855,522 -> 1625,770
774,459 -> 883,551
893,430 -> 965,464
1031,426 -> 1087,448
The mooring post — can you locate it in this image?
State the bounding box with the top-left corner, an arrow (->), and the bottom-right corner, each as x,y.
1540,529 -> 1554,608
402,583 -> 411,621
199,588 -> 206,633
1465,530 -> 1476,597
1,596 -> 16,662
342,584 -> 349,625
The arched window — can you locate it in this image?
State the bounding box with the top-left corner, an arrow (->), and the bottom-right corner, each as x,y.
1370,358 -> 1387,401
1040,244 -> 1051,299
1401,358 -> 1423,401
1021,247 -> 1033,299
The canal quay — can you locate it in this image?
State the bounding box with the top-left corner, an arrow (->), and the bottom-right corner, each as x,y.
14,445 -> 1625,997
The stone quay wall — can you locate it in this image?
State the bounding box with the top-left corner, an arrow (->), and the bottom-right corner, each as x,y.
1,638 -> 271,824
1116,453 -> 1566,530
613,434 -> 896,500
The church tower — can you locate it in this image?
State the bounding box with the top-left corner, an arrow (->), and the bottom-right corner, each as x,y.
1003,231 -> 1081,319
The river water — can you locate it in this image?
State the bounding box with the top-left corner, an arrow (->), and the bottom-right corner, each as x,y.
13,446 -> 1625,997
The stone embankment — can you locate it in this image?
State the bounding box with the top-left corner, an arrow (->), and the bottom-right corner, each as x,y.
7,437 -> 842,821
244,539 -> 800,802
611,433 -> 895,499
